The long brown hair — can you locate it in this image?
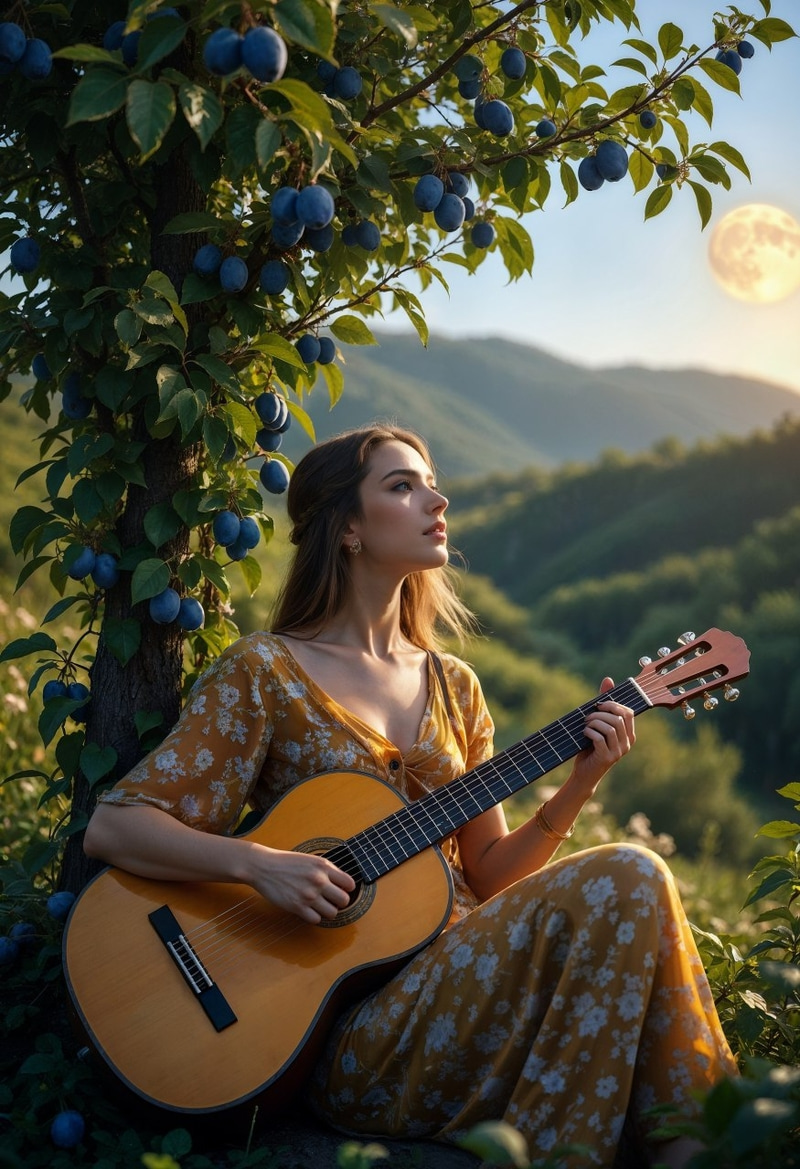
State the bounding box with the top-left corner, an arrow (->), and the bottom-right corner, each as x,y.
269,424 -> 474,650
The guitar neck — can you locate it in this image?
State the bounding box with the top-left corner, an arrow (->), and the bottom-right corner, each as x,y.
346,676 -> 651,883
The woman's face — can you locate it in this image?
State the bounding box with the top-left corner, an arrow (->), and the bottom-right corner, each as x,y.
347,440 -> 449,575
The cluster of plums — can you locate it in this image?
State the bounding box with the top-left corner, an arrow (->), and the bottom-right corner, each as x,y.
412,171 -> 494,247
203,23 -> 287,83
715,38 -> 755,75
253,391 -> 291,493
0,20 -> 52,80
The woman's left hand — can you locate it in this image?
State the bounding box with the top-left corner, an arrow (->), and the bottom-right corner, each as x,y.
569,676 -> 635,796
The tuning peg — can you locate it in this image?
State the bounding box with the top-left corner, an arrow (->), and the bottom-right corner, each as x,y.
657,646 -> 672,658
703,692 -> 719,711
638,655 -> 652,667
681,701 -> 696,720
723,684 -> 740,703
677,632 -> 696,645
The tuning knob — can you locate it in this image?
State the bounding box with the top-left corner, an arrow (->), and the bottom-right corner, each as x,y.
703,692 -> 719,711
723,684 -> 740,703
657,647 -> 672,658
677,632 -> 696,645
638,655 -> 652,667
681,701 -> 696,720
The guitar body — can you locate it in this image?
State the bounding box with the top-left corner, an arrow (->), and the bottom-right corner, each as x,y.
63,769 -> 454,1115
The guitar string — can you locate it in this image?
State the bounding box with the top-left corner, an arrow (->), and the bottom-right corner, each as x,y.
175,673 -> 714,973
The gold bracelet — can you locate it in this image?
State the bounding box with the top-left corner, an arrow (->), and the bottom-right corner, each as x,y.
534,801 -> 575,842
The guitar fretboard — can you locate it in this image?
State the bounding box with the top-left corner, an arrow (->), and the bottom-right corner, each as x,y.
341,677 -> 650,884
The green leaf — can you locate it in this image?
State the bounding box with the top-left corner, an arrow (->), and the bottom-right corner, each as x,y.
135,14 -> 188,73
644,184 -> 673,220
53,44 -> 120,64
143,502 -> 182,550
657,22 -> 683,60
392,287 -> 428,347
750,17 -> 797,45
698,57 -> 741,95
622,38 -> 659,65
757,820 -> 800,839
743,867 -> 795,908
126,78 -> 177,160
236,554 -> 262,596
162,211 -> 222,235
115,309 -> 143,347
273,0 -> 335,56
135,709 -> 164,738
689,75 -> 714,127
610,56 -> 649,77
459,1120 -> 529,1168
709,140 -> 751,180
225,104 -> 260,175
67,66 -> 128,125
9,506 -> 51,554
255,119 -> 282,172
0,632 -> 57,665
372,3 -> 418,48
688,180 -> 713,229
131,558 -> 170,605
629,148 -> 653,193
179,83 -> 223,151
329,316 -> 378,346
80,742 -> 118,788
253,333 -> 308,370
193,353 -> 241,392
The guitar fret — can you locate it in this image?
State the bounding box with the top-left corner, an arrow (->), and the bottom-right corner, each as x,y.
350,678 -> 654,882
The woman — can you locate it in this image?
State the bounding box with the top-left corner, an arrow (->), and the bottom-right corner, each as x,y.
84,424 -> 737,1167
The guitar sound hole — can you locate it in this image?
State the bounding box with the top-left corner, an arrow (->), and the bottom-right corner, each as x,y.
293,837 -> 375,927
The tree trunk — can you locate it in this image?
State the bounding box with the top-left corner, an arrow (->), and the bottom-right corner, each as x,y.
60,126 -> 206,893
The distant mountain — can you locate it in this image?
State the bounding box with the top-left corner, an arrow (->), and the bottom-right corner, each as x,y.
283,331 -> 800,479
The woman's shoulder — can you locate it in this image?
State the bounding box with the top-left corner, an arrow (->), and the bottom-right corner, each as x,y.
207,631 -> 295,676
434,649 -> 484,696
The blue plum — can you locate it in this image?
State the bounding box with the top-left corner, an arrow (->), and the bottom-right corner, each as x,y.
177,597 -> 205,631
193,243 -> 222,277
595,139 -> 628,182
213,510 -> 241,545
203,27 -> 243,76
241,26 -> 287,83
149,587 -> 181,624
219,256 -> 248,292
434,193 -> 466,232
50,1111 -> 85,1150
260,259 -> 290,294
19,38 -> 53,80
480,99 -> 514,136
260,459 -> 290,494
333,66 -> 362,100
413,174 -> 444,212
471,221 -> 495,248
10,236 -> 40,273
296,333 -> 321,363
500,47 -> 526,80
296,184 -> 335,230
578,156 -> 604,191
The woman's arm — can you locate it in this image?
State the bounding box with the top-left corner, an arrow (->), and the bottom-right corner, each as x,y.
458,680 -> 635,902
84,803 -> 355,925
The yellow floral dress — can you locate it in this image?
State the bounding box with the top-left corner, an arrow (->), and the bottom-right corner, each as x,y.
99,632 -> 737,1165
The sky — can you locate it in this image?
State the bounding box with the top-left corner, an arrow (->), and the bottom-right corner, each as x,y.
386,0 -> 800,397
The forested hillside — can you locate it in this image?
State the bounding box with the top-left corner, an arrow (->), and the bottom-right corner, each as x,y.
283,331 -> 800,476
449,417 -> 800,815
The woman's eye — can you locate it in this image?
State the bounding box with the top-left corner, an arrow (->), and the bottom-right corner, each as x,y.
393,479 -> 412,491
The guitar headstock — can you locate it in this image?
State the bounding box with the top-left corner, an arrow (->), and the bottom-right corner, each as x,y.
634,628 -> 750,718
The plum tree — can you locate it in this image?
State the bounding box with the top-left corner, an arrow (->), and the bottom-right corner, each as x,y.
0,0 -> 793,894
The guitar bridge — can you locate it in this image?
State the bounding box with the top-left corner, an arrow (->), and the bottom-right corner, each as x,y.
149,905 -> 237,1032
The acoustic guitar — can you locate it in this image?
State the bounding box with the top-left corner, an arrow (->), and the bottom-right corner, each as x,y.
62,627 -> 749,1116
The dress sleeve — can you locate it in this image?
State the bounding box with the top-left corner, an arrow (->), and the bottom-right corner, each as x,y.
441,654 -> 495,772
96,643 -> 272,834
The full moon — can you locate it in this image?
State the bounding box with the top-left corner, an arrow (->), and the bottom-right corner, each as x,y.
708,203 -> 800,303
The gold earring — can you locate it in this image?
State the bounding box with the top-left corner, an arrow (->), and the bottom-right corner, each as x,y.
349,538 -> 362,555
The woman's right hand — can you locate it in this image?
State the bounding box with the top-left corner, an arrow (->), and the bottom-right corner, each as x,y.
247,845 -> 356,925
